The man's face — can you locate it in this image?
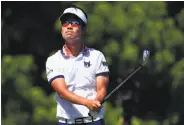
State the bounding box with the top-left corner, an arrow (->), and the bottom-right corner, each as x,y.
61,17 -> 83,44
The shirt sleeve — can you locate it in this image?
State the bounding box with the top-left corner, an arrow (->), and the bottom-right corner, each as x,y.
95,52 -> 110,77
45,56 -> 64,84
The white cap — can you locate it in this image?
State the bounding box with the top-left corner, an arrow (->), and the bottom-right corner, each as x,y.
60,7 -> 87,24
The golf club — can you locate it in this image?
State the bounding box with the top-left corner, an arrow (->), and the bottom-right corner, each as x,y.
88,50 -> 150,116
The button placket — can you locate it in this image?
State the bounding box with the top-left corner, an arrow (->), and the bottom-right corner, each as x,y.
71,57 -> 80,90
75,53 -> 83,72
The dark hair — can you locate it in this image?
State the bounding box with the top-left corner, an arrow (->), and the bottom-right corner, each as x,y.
64,4 -> 88,28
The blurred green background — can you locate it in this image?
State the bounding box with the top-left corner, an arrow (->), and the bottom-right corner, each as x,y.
1,1 -> 184,125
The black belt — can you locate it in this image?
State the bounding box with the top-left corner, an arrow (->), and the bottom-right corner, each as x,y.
64,116 -> 94,124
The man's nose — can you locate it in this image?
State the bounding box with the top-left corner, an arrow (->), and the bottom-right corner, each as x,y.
67,24 -> 73,30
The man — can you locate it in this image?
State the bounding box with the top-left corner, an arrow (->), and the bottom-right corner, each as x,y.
46,5 -> 109,125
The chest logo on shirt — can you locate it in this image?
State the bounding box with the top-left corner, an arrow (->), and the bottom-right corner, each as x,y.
84,61 -> 91,68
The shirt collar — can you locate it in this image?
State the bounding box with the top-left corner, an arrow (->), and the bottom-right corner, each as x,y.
60,44 -> 89,57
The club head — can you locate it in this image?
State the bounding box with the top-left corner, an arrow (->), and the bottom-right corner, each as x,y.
142,50 -> 150,66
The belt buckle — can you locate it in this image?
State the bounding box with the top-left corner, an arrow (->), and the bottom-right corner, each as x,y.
75,117 -> 84,124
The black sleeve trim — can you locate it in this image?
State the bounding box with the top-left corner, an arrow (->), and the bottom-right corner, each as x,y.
96,72 -> 109,77
49,75 -> 64,84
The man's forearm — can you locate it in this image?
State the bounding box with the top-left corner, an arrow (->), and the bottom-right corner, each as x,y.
58,89 -> 101,111
58,89 -> 87,106
51,79 -> 88,106
95,75 -> 109,103
95,88 -> 107,103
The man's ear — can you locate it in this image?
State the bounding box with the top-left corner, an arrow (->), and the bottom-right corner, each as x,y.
82,26 -> 87,35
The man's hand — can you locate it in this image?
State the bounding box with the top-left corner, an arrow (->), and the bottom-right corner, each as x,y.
84,99 -> 101,110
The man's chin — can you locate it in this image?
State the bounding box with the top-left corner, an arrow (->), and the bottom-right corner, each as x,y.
65,36 -> 75,40
66,37 -> 74,40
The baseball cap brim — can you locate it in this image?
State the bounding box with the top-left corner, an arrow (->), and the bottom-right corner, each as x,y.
60,13 -> 81,22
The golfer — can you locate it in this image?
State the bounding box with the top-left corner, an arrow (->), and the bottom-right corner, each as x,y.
45,5 -> 109,125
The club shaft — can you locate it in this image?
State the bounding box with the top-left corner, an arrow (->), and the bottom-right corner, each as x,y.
101,65 -> 142,104
89,65 -> 143,116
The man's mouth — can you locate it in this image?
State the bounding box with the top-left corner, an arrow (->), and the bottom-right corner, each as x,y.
66,31 -> 74,34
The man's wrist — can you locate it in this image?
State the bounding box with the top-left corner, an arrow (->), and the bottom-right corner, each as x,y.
95,96 -> 103,103
81,98 -> 88,106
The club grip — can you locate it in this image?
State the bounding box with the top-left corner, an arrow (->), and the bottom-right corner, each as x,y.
100,99 -> 105,105
88,112 -> 92,116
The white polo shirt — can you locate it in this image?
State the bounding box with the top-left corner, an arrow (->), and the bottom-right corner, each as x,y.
46,45 -> 109,119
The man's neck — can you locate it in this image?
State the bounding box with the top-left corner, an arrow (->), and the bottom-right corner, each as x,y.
65,42 -> 83,57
